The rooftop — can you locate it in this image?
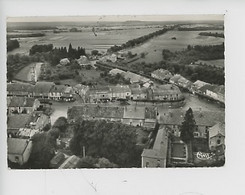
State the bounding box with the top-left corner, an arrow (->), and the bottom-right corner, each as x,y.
59,155 -> 81,169
159,109 -> 225,126
33,82 -> 55,94
7,114 -> 32,130
209,122 -> 225,138
8,97 -> 37,107
123,106 -> 145,119
7,82 -> 34,93
68,105 -> 124,120
7,138 -> 32,155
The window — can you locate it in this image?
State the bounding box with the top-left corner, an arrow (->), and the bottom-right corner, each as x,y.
217,139 -> 221,145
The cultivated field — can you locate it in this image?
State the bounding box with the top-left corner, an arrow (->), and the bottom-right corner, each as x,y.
8,27 -> 161,55
126,30 -> 224,64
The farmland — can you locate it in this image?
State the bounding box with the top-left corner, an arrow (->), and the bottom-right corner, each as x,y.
196,59 -> 224,68
7,27 -> 161,55
125,30 -> 224,64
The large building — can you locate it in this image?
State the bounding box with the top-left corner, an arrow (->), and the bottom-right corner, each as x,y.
8,97 -> 40,114
141,128 -> 169,168
7,138 -> 33,165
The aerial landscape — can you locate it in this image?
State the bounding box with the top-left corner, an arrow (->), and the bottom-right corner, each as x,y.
6,15 -> 225,169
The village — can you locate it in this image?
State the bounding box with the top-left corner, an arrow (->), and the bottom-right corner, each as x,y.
7,48 -> 225,168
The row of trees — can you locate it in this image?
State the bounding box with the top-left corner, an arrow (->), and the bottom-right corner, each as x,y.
7,39 -> 20,52
199,32 -> 224,38
108,28 -> 169,52
69,120 -> 143,168
29,43 -> 86,65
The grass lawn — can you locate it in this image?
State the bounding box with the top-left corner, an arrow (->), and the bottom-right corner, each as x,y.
14,63 -> 36,81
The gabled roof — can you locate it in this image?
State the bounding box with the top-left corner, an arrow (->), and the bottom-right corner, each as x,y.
50,85 -> 67,93
152,84 -> 181,96
170,74 -> 182,83
110,85 -> 131,93
7,138 -> 32,155
59,155 -> 81,169
8,97 -> 36,107
123,107 -> 145,119
209,122 -> 225,138
7,114 -> 32,130
68,105 -> 124,120
159,109 -> 225,127
193,80 -> 209,89
7,82 -> 34,93
50,152 -> 65,167
141,128 -> 168,160
198,84 -> 216,93
131,87 -> 148,95
33,82 -> 55,94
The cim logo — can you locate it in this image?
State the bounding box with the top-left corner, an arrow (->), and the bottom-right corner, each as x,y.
196,152 -> 215,160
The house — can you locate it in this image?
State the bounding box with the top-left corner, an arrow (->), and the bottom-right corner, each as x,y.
33,81 -> 55,98
8,97 -> 40,114
122,106 -> 145,126
130,87 -> 148,101
17,128 -> 39,139
110,85 -> 131,100
62,86 -> 75,101
141,128 -> 168,168
150,84 -> 184,101
60,58 -> 70,66
109,68 -> 126,76
144,107 -> 157,129
170,74 -> 192,90
7,138 -> 32,165
206,85 -> 225,103
208,122 -> 225,151
192,80 -> 209,93
123,71 -> 150,84
87,86 -> 112,103
151,69 -> 173,81
7,114 -> 32,137
49,85 -> 67,100
74,84 -> 89,97
159,109 -> 225,138
7,82 -> 34,97
49,152 -> 66,168
77,55 -> 91,66
59,155 -> 82,169
7,112 -> 51,137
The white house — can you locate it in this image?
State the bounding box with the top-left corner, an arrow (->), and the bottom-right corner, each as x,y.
209,122 -> 225,151
7,138 -> 33,165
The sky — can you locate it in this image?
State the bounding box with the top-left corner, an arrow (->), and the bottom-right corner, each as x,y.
7,15 -> 224,23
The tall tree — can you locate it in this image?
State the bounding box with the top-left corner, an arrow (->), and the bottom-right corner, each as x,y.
180,108 -> 196,144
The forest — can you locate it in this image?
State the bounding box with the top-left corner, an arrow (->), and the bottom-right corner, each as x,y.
69,120 -> 143,168
7,39 -> 19,52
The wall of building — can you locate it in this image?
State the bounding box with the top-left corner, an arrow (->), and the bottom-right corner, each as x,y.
209,135 -> 225,150
142,156 -> 166,168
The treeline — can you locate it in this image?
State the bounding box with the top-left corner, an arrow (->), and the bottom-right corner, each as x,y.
7,33 -> 45,39
162,43 -> 224,64
7,25 -> 57,32
108,28 -> 169,52
29,43 -> 86,65
7,39 -> 19,52
199,32 -> 224,38
178,26 -> 224,31
69,120 -> 143,168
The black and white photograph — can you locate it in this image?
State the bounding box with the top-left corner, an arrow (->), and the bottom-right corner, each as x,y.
6,15 -> 225,169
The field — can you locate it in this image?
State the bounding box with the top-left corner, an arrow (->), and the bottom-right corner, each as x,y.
196,59 -> 224,68
126,30 -> 224,64
14,63 -> 35,81
8,27 -> 161,55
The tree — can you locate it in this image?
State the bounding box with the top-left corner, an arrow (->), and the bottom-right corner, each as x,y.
180,108 -> 196,144
52,117 -> 68,134
28,132 -> 56,168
